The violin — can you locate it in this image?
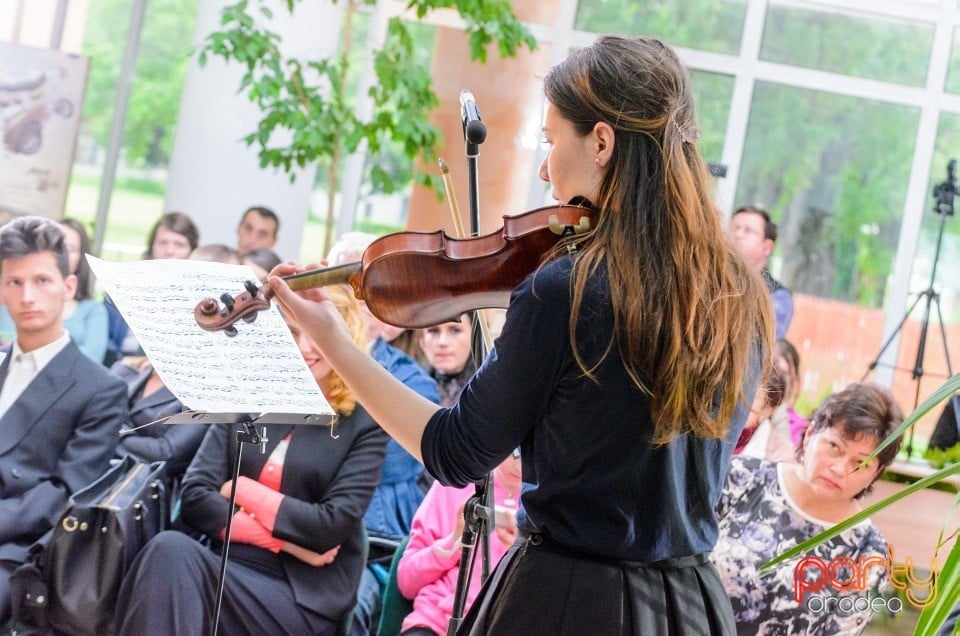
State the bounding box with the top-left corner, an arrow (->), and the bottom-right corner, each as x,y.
194,203 -> 593,336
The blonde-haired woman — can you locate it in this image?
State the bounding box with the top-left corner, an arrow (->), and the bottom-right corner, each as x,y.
113,286 -> 388,635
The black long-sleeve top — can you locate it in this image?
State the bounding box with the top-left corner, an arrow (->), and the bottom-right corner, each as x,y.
422,256 -> 761,563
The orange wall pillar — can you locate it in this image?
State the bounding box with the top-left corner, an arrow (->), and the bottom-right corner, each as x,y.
406,3 -> 559,235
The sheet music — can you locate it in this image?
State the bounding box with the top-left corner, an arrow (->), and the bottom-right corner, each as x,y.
87,256 -> 332,415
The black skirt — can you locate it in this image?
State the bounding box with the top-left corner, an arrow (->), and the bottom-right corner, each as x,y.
459,534 -> 735,635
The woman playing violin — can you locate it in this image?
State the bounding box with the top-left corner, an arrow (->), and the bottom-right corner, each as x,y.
270,35 -> 773,634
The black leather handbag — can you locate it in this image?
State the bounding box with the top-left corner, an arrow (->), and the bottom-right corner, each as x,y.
9,456 -> 168,636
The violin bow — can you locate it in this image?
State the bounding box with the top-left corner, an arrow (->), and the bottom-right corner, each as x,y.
438,157 -> 495,353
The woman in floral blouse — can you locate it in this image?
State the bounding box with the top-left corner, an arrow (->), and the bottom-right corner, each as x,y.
712,382 -> 903,635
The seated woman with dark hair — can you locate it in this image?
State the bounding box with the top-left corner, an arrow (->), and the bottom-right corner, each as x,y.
113,285 -> 389,635
418,314 -> 475,407
105,211 -> 200,366
110,355 -> 201,480
712,382 -> 904,635
111,243 -> 243,478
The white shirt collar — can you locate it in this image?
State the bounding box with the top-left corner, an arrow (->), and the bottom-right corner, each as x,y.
11,330 -> 71,370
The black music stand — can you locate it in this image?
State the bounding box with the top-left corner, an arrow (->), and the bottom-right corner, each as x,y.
165,410 -> 335,636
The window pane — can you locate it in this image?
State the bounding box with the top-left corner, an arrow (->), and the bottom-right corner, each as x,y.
689,70 -> 733,165
946,27 -> 960,94
761,3 -> 932,87
734,82 -> 918,413
736,82 -> 917,305
65,0 -> 200,260
574,0 -> 746,56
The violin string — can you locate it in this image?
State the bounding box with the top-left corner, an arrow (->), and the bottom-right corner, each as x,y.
438,157 -> 495,353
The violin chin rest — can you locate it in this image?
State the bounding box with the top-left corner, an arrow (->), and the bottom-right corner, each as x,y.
547,214 -> 591,236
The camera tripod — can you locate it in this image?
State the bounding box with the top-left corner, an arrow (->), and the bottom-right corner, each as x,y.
863,160 -> 957,459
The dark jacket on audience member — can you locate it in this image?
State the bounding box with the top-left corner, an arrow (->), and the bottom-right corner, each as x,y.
111,361 -> 201,477
179,407 -> 389,621
0,340 -> 126,565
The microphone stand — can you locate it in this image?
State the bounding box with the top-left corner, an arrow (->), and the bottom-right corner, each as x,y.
446,89 -> 493,636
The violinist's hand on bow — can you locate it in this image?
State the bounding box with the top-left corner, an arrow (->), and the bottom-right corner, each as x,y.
268,261 -> 351,346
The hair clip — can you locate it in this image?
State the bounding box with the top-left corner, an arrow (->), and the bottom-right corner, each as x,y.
673,119 -> 700,144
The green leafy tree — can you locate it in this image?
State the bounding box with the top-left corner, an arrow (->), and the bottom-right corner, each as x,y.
200,0 -> 536,254
82,0 -> 200,167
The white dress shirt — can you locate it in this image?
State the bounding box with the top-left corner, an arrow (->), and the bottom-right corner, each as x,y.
0,330 -> 71,419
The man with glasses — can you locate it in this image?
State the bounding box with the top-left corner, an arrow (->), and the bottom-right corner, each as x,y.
729,204 -> 794,338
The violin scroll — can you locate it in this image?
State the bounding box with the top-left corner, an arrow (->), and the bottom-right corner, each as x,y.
195,281 -> 272,337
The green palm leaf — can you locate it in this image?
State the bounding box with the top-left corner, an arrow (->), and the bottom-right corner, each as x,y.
867,373 -> 960,463
915,533 -> 960,635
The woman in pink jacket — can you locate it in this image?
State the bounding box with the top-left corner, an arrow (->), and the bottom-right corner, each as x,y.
397,453 -> 522,636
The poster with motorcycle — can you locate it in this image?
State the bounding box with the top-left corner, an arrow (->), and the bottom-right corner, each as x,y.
0,42 -> 88,219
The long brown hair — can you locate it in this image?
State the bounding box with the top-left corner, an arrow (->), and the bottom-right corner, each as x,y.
60,218 -> 95,300
544,35 -> 774,443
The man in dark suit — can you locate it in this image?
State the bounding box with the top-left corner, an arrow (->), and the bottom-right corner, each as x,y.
0,216 -> 127,621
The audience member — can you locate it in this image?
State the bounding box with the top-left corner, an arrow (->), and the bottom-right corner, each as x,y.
774,339 -> 808,445
105,211 -> 199,366
389,329 -> 429,370
419,314 -> 476,407
241,247 -> 282,282
113,284 -> 388,635
0,218 -> 108,362
190,243 -> 241,264
326,231 -> 440,636
712,382 -> 902,635
729,204 -> 793,338
142,211 -> 199,260
397,452 -> 521,636
237,206 -> 280,253
741,339 -> 805,462
110,356 -> 197,479
0,216 -> 126,622
928,394 -> 960,452
734,361 -> 785,455
111,241 -> 248,480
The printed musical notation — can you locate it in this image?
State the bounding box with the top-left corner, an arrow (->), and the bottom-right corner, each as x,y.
87,256 -> 332,415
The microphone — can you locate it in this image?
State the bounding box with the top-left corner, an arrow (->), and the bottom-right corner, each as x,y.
459,90 -> 487,145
